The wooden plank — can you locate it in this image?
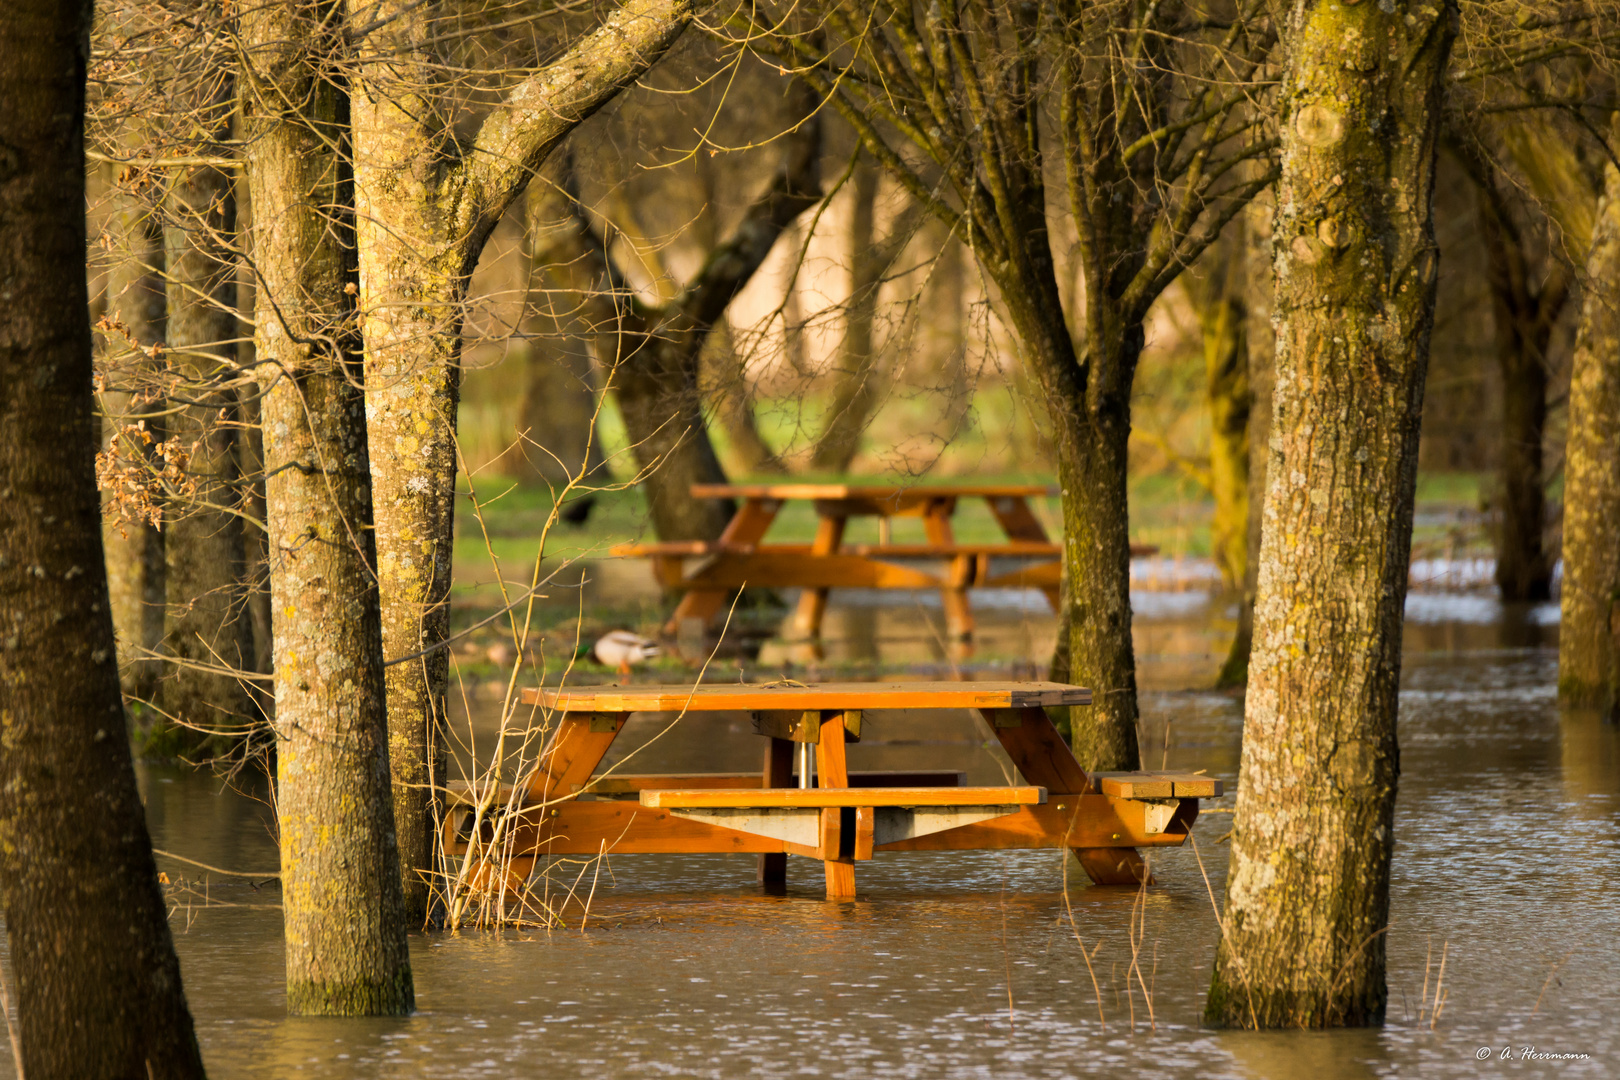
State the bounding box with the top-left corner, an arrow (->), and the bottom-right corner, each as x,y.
985,494 -> 1051,542
458,793 -> 1196,858
523,712 -> 628,804
523,680 -> 1094,713
570,769 -> 966,796
1093,771 -> 1224,798
679,551 -> 943,591
690,483 -> 1056,501
640,785 -> 1046,809
615,541 -> 1066,557
977,706 -> 1093,795
853,806 -> 875,861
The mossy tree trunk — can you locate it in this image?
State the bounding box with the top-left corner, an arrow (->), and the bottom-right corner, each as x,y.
1186,230 -> 1253,595
158,160 -> 256,755
100,179 -> 168,701
347,0 -> 694,921
1559,139 -> 1620,717
1216,203 -> 1276,689
241,0 -> 414,1015
0,0 -> 208,1071
1207,0 -> 1454,1029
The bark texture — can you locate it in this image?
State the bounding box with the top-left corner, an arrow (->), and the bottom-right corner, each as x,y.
100,182 -> 168,699
241,0 -> 414,1015
0,0 -> 208,1072
348,0 -> 692,919
1208,0 -> 1454,1028
158,162 -> 256,753
1558,149 -> 1620,716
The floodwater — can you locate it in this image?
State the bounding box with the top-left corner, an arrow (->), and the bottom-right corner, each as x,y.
5,585 -> 1619,1078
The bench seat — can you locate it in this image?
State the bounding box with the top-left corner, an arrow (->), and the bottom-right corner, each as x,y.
640,785 -> 1045,809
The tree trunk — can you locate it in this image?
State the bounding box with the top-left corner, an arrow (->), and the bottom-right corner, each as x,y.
0,0 -> 208,1071
1453,155 -> 1569,604
1187,233 -> 1253,594
505,175 -> 609,512
241,0 -> 414,1015
707,318 -> 787,476
348,0 -> 692,922
158,162 -> 255,755
100,180 -> 168,701
1053,333 -> 1142,773
811,159 -> 884,474
1013,289 -> 1143,773
1559,146 -> 1620,716
1207,0 -> 1453,1029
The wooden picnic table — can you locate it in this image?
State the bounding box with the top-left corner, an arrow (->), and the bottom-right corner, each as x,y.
442,681 -> 1219,900
612,483 -> 1156,642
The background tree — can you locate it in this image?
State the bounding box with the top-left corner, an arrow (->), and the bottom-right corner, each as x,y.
1560,118 -> 1620,717
239,0 -> 414,1014
0,0 -> 208,1070
734,0 -> 1279,770
1207,0 -> 1455,1028
534,72 -> 824,540
346,0 -> 694,919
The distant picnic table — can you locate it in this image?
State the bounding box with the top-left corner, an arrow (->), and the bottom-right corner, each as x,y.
611,483 -> 1157,641
443,680 -> 1220,899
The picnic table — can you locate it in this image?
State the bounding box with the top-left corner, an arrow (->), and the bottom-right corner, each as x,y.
611,483 -> 1156,642
443,681 -> 1220,900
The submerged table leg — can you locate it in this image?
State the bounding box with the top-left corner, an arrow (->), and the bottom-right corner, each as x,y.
787,514 -> 847,640
987,494 -> 1061,612
817,714 -> 857,899
1073,847 -> 1153,886
666,497 -> 782,635
757,737 -> 793,888
923,502 -> 974,641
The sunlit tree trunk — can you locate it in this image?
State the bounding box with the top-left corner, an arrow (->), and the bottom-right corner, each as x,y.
0,0 -> 208,1071
1186,230 -> 1253,595
101,180 -> 168,700
159,161 -> 256,754
1559,142 -> 1620,717
241,0 -> 414,1015
1208,0 -> 1454,1028
347,0 -> 693,921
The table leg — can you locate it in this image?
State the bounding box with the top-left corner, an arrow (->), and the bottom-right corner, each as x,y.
523,711 -> 630,804
757,737 -> 793,888
817,713 -> 857,899
665,497 -> 782,636
787,514 -> 847,641
987,494 -> 1060,612
924,501 -> 974,641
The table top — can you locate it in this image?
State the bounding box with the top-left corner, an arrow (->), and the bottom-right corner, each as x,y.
690,483 -> 1057,501
519,680 -> 1093,713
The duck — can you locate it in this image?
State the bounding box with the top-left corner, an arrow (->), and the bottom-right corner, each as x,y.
585,630 -> 661,682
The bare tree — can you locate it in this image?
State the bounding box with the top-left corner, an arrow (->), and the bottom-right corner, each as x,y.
0,0 -> 207,1070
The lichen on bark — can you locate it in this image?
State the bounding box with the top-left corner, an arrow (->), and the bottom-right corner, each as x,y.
1207,0 -> 1456,1029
